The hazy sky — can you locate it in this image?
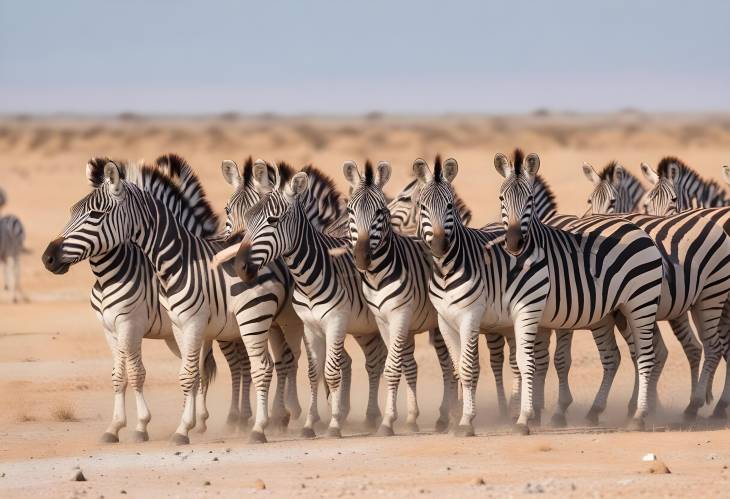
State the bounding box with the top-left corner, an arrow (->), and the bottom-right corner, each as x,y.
1,1 -> 728,114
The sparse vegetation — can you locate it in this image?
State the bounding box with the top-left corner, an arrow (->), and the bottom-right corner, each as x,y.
51,405 -> 78,422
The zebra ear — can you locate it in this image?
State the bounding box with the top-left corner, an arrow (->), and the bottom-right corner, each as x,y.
252,159 -> 272,193
582,162 -> 601,186
722,165 -> 730,186
342,161 -> 361,188
494,153 -> 512,178
413,159 -> 432,184
285,172 -> 309,199
221,160 -> 241,189
104,161 -> 124,196
375,161 -> 391,187
640,163 -> 659,185
524,153 -> 540,177
442,158 -> 458,183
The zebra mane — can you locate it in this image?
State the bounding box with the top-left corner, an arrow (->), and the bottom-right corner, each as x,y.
533,174 -> 557,221
300,164 -> 345,210
154,154 -> 220,237
363,160 -> 374,186
513,148 -> 525,175
240,157 -> 255,187
433,155 -> 443,183
657,156 -> 691,178
87,156 -> 127,187
597,160 -> 619,181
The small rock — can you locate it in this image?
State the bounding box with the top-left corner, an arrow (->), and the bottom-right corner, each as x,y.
120,491 -> 127,495
470,477 -> 486,486
642,453 -> 657,462
647,461 -> 671,474
174,451 -> 181,456
254,478 -> 266,490
71,469 -> 86,482
225,448 -> 232,453
204,481 -> 211,486
525,482 -> 545,494
300,483 -> 306,489
212,457 -> 219,462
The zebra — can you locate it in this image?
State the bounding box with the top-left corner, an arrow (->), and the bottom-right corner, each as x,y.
387,166 -> 574,425
582,161 -> 646,215
413,152 -> 664,435
42,158 -> 303,444
231,163 -> 391,438
0,212 -> 26,303
215,159 -> 390,435
342,159 -> 462,434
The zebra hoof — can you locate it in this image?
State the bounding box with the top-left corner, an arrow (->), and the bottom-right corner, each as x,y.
226,413 -> 240,427
238,418 -> 251,432
683,407 -> 699,422
132,431 -> 149,443
327,427 -> 342,439
196,424 -> 207,434
406,422 -> 420,433
100,432 -> 119,443
171,433 -> 190,445
512,423 -> 530,436
550,413 -> 567,428
377,425 -> 395,437
453,425 -> 475,437
528,412 -> 542,427
289,406 -> 302,421
364,415 -> 380,430
626,418 -> 645,431
301,427 -> 316,439
248,431 -> 267,444
585,409 -> 600,427
711,405 -> 728,420
434,418 -> 449,433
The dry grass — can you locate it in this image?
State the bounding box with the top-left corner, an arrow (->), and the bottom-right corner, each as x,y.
16,413 -> 36,423
51,404 -> 78,422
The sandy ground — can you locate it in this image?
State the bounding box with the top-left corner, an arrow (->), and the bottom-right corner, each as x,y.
1,113 -> 730,498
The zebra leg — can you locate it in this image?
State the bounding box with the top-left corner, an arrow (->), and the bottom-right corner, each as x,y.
432,329 -> 457,432
455,318 -> 481,437
302,328 -> 324,438
238,341 -> 253,429
586,319 -> 620,426
171,324 -> 204,445
279,321 -> 304,421
623,304 -> 658,431
378,317 -> 410,436
649,326 -> 668,413
120,327 -> 151,442
485,332 -> 508,420
507,335 -> 522,420
10,255 -> 25,303
195,341 -> 215,434
218,340 -> 242,430
550,330 -> 574,428
513,314 -> 541,435
238,323 -> 274,444
437,317 -> 463,426
101,328 -> 127,443
268,325 -> 291,432
323,323 -> 349,438
711,300 -> 730,418
531,328 -> 551,426
403,333 -> 420,432
669,315 -> 702,410
686,302 -> 725,420
354,333 -> 386,429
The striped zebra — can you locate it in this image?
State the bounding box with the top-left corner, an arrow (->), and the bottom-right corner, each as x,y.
232,164 -> 390,438
583,161 -> 730,419
413,152 -> 663,435
342,159 -> 462,434
582,161 -> 646,215
217,159 -> 389,436
387,166 -> 573,425
0,212 -> 26,303
43,157 -> 303,444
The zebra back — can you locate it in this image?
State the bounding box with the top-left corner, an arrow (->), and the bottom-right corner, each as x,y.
657,156 -> 729,210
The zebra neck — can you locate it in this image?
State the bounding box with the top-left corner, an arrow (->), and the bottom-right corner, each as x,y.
363,230 -> 398,280
89,244 -> 146,288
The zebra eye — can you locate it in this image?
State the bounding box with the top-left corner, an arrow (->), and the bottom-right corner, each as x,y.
446,203 -> 453,210
498,196 -> 504,202
587,199 -> 592,204
267,216 -> 280,226
224,205 -> 231,215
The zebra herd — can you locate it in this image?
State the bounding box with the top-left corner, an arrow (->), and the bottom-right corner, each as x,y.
0,186 -> 26,303
40,151 -> 730,444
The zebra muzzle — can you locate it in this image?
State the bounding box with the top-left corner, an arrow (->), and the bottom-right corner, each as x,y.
234,242 -> 258,283
431,227 -> 448,258
354,235 -> 371,271
505,225 -> 525,256
42,238 -> 70,274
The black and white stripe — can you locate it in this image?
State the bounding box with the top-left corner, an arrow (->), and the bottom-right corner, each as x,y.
0,211 -> 26,303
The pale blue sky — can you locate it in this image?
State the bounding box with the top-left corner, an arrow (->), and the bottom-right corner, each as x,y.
1,0 -> 728,114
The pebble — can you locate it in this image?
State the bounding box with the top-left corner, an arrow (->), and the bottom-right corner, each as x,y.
70,469 -> 86,482
647,461 -> 671,474
470,477 -> 486,486
254,478 -> 266,490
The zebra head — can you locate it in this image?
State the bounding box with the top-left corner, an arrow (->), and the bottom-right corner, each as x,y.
343,160 -> 391,271
494,150 -> 540,256
221,157 -> 275,238
641,162 -> 681,215
234,170 -> 309,283
412,156 -> 459,258
582,162 -> 628,215
43,160 -> 134,274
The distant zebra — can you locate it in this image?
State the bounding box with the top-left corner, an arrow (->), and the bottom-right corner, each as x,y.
43,157 -> 304,444
582,161 -> 646,215
413,152 -> 663,435
0,212 -> 26,303
343,159 -> 460,434
216,159 -> 390,435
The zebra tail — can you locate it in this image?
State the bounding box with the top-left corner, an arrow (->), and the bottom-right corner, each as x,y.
202,348 -> 217,390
